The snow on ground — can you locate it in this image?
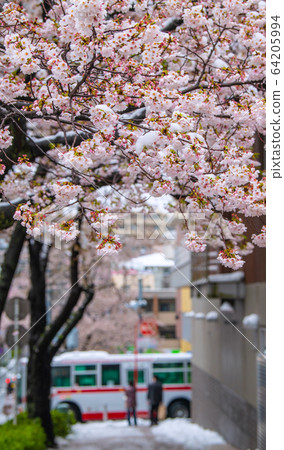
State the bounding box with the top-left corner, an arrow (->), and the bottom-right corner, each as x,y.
68,419 -> 145,440
62,418 -> 226,450
151,419 -> 226,449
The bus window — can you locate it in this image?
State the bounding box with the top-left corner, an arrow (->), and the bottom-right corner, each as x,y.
127,370 -> 145,384
153,361 -> 185,384
75,365 -> 96,371
52,366 -> 71,387
153,371 -> 184,384
74,364 -> 97,386
153,362 -> 183,369
102,364 -> 120,386
75,374 -> 96,386
187,363 -> 191,383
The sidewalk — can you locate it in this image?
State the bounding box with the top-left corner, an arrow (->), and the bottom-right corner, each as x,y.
55,419 -> 236,450
56,426 -> 186,450
57,433 -> 240,450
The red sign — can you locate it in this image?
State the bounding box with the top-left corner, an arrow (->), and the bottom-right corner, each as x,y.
140,320 -> 158,336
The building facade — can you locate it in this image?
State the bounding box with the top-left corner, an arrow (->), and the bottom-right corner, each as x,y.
170,245 -> 193,352
112,252 -> 179,351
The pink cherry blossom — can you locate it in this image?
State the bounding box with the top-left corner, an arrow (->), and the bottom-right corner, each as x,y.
217,249 -> 245,270
0,0 -> 266,269
252,226 -> 266,248
185,232 -> 207,253
0,127 -> 13,149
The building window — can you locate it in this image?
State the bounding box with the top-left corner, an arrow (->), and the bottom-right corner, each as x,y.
159,299 -> 175,312
159,326 -> 176,339
145,299 -> 153,312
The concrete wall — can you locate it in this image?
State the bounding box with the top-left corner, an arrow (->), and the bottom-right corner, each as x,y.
245,282 -> 266,325
192,295 -> 245,396
192,364 -> 257,450
243,282 -> 266,407
191,280 -> 265,449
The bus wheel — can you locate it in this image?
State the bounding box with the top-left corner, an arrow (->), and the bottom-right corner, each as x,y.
168,400 -> 190,418
57,402 -> 82,422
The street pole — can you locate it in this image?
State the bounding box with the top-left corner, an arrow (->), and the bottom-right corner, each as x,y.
13,297 -> 19,425
134,277 -> 144,385
134,321 -> 138,386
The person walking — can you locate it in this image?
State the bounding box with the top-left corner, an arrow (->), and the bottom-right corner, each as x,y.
125,380 -> 137,426
147,375 -> 163,425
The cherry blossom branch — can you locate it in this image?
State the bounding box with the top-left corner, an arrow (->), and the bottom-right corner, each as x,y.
36,235 -> 83,352
48,284 -> 95,360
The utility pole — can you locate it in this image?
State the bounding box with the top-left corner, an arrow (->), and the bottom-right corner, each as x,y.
134,277 -> 144,385
4,297 -> 29,423
12,297 -> 19,425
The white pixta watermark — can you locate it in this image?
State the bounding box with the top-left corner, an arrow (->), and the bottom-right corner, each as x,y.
31,210 -> 236,250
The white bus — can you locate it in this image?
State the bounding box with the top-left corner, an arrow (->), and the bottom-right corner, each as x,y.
19,351 -> 192,422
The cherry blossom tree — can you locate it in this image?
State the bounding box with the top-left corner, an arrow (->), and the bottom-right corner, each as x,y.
0,216 -> 160,444
0,0 -> 265,272
0,226 -> 96,445
0,0 -> 266,444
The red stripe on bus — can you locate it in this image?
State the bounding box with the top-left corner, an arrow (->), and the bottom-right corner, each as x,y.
107,412 -> 126,420
56,387 -> 124,394
82,411 -> 149,421
82,412 -> 103,421
54,385 -> 191,395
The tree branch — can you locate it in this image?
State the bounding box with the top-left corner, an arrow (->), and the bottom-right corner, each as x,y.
0,130 -> 89,177
26,130 -> 89,156
48,285 -> 94,360
37,238 -> 83,351
0,198 -> 23,230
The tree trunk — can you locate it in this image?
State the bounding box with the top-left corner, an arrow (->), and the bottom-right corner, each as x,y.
0,223 -> 26,317
26,235 -> 94,446
27,349 -> 54,445
27,239 -> 54,446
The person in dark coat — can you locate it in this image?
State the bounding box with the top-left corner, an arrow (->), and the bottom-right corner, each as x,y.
147,375 -> 163,425
125,380 -> 137,426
